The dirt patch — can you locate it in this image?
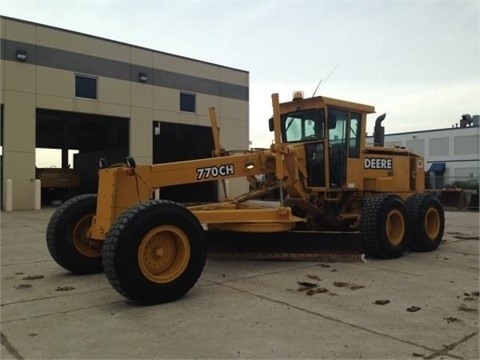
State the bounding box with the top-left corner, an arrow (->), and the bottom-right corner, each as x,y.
444,317 -> 460,323
373,299 -> 390,305
406,306 -> 421,312
22,275 -> 45,280
55,286 -> 75,291
15,284 -> 32,290
453,235 -> 479,240
333,281 -> 365,290
297,281 -> 318,288
457,304 -> 477,313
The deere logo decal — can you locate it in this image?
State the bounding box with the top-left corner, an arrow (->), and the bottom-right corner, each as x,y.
364,158 -> 393,170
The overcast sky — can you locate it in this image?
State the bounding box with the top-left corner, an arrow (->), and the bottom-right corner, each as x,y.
1,0 -> 479,148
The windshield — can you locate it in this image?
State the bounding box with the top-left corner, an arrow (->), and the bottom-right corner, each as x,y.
281,108 -> 325,143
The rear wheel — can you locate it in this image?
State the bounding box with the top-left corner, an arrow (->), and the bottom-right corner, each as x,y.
361,193 -> 409,259
46,194 -> 103,274
406,193 -> 444,251
102,200 -> 206,304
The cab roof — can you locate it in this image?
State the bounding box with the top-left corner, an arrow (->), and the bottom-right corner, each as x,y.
279,94 -> 375,114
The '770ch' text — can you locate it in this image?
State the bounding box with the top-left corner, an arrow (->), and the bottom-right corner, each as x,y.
196,164 -> 235,180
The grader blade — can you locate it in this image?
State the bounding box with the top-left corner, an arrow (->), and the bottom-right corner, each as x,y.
205,231 -> 364,262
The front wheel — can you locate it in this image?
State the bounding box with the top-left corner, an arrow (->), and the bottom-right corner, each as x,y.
361,193 -> 409,259
102,200 -> 206,304
406,193 -> 444,252
46,194 -> 103,274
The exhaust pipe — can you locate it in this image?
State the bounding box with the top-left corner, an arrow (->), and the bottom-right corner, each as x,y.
373,113 -> 386,147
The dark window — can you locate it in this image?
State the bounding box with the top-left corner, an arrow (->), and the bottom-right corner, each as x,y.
328,108 -> 348,187
152,121 -> 216,202
180,93 -> 196,112
348,112 -> 361,158
75,75 -> 97,99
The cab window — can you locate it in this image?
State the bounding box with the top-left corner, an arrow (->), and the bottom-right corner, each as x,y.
281,109 -> 325,143
349,112 -> 361,158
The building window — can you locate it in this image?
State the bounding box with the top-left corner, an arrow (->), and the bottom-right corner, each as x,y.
454,135 -> 478,155
406,139 -> 425,156
180,92 -> 196,112
75,74 -> 97,99
429,137 -> 449,156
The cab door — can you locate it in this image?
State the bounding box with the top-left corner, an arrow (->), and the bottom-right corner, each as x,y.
327,109 -> 362,188
327,109 -> 348,187
305,141 -> 325,187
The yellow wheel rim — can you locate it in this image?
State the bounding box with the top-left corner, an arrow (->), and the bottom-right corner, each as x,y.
73,214 -> 102,257
138,225 -> 191,283
386,209 -> 405,246
424,207 -> 441,240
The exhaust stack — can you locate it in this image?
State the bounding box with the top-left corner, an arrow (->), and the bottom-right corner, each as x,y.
373,113 -> 386,147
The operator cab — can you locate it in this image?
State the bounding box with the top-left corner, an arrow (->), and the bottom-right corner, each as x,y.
270,92 -> 367,189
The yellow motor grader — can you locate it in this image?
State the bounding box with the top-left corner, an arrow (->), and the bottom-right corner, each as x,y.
47,92 -> 445,304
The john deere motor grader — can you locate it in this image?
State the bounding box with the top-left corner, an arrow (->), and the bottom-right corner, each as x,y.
47,92 -> 445,304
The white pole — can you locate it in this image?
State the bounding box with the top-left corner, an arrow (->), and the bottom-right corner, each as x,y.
219,179 -> 230,201
34,179 -> 41,210
5,179 -> 12,212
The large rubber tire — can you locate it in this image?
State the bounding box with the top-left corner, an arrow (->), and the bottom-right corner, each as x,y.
46,194 -> 103,274
361,193 -> 409,259
406,193 -> 445,252
102,200 -> 206,304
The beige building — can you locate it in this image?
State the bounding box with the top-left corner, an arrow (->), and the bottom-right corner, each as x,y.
0,16 -> 249,210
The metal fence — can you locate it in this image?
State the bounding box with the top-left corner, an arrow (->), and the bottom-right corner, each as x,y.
427,175 -> 479,191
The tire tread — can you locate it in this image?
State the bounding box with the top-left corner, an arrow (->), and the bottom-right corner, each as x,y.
46,194 -> 102,274
102,199 -> 206,304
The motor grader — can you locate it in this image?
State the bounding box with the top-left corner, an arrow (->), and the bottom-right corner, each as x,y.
47,92 -> 445,304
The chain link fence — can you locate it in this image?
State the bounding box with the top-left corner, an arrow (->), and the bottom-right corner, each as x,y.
426,175 -> 479,211
426,175 -> 479,191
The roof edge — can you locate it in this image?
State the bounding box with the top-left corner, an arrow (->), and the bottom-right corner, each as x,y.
0,15 -> 249,74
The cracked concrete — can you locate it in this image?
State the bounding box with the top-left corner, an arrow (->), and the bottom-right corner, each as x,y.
1,208 -> 479,359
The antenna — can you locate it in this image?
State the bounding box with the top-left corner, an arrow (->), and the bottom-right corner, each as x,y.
313,64 -> 339,97
312,79 -> 323,97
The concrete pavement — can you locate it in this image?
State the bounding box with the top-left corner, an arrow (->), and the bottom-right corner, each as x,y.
1,208 -> 479,359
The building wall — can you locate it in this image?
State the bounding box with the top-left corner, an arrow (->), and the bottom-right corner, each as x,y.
0,16 -> 249,209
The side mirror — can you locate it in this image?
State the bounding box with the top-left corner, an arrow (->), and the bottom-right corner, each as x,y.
268,117 -> 274,132
98,158 -> 108,169
125,157 -> 136,169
